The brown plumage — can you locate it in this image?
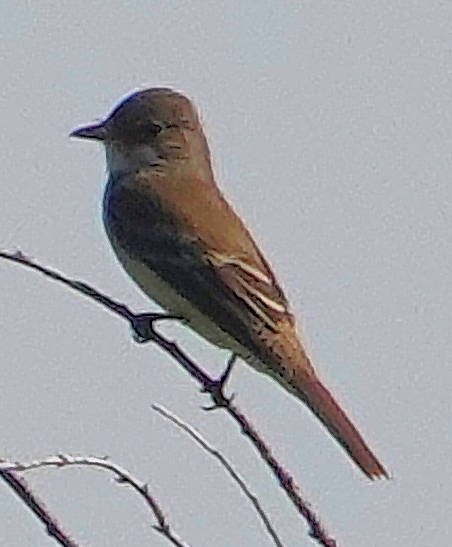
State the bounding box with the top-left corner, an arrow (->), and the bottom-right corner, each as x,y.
71,88 -> 388,479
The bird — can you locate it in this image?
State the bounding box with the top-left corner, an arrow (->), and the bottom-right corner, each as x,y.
71,87 -> 387,479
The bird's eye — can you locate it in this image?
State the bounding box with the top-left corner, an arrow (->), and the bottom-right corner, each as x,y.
148,122 -> 163,135
135,121 -> 162,138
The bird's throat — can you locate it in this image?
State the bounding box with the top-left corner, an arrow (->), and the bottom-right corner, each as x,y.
105,142 -> 163,178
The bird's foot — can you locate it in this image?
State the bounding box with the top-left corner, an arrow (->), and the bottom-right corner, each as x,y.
131,312 -> 183,343
202,354 -> 237,409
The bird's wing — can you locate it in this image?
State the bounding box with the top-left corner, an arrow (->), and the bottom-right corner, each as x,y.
205,250 -> 291,332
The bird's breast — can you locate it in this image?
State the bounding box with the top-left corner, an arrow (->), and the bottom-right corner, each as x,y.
102,174 -> 250,355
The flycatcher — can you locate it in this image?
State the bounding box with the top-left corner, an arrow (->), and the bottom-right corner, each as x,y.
71,88 -> 387,479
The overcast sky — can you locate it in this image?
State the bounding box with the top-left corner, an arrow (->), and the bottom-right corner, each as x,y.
1,2 -> 451,546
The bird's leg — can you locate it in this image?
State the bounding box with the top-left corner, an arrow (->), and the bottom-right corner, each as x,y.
202,354 -> 237,409
130,312 -> 183,343
218,353 -> 237,387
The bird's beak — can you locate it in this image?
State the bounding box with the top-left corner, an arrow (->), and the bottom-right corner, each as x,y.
70,121 -> 107,141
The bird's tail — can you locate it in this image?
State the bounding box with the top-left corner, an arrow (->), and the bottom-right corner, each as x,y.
295,375 -> 388,479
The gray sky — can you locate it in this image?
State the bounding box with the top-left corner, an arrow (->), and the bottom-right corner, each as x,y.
1,2 -> 451,546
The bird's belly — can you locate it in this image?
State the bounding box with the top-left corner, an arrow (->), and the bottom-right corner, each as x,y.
112,242 -> 254,359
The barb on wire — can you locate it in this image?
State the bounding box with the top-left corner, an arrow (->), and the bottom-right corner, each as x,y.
0,468 -> 78,547
0,455 -> 188,547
